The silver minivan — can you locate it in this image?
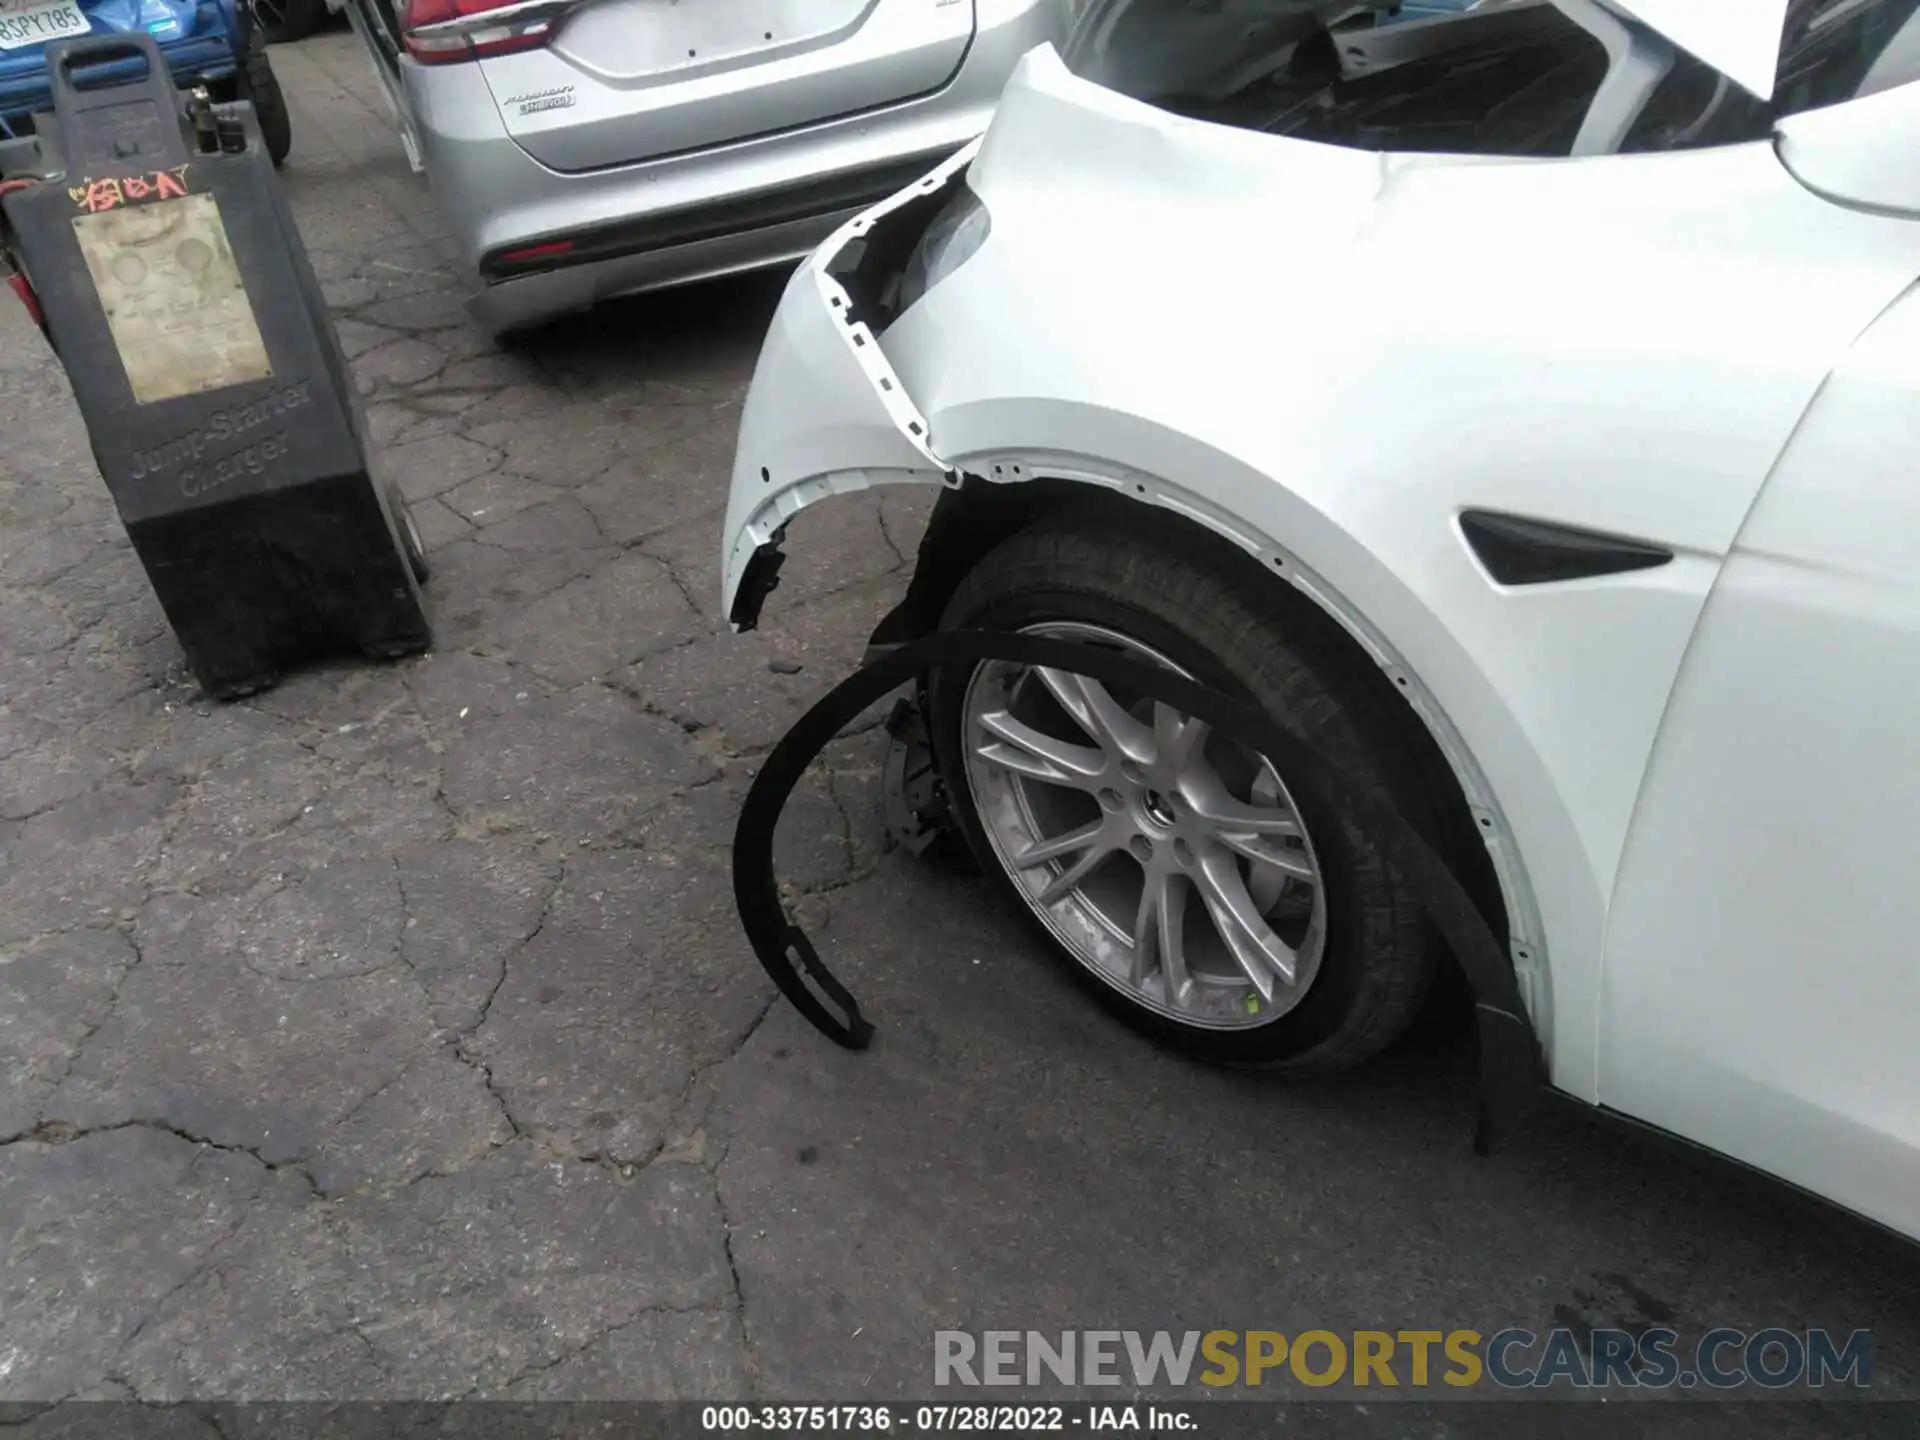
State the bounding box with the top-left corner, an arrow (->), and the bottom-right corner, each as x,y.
336,0 -> 1067,335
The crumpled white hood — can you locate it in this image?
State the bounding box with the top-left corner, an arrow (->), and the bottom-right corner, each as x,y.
1600,0 -> 1790,99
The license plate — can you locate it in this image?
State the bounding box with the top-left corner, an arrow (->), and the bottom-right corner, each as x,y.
0,0 -> 89,51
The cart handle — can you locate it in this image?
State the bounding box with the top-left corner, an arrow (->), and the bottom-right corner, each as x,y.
44,33 -> 192,170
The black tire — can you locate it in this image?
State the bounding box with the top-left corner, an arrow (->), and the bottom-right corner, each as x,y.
388,483 -> 430,585
927,507 -> 1444,1072
239,29 -> 293,167
252,0 -> 327,43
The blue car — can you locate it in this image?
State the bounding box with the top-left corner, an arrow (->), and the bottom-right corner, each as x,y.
0,0 -> 290,164
1385,1 -> 1485,20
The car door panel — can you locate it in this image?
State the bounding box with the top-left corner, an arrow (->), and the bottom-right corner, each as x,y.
1600,281 -> 1920,1237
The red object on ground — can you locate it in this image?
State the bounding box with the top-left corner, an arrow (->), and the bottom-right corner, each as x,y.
1,176 -> 44,327
5,270 -> 42,328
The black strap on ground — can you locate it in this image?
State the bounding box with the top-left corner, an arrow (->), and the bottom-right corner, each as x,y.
731,630 -> 1545,1154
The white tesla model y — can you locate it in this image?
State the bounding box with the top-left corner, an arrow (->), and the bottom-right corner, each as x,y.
720,0 -> 1920,1240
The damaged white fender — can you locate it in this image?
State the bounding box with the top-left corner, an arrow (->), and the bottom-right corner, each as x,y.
722,31 -> 1920,1110
720,142 -> 978,614
722,0 -> 1920,1238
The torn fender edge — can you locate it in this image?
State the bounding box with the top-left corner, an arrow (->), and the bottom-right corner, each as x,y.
728,467 -> 953,633
806,137 -> 980,475
725,150 -> 980,632
731,629 -> 1547,1155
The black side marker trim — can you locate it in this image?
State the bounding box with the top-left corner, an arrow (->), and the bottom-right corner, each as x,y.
1460,510 -> 1674,586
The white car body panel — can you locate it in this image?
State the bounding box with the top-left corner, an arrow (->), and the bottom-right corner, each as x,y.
723,0 -> 1920,1230
1599,282 -> 1920,1240
724,46 -> 1920,1107
1776,75 -> 1920,215
1606,0 -> 1791,97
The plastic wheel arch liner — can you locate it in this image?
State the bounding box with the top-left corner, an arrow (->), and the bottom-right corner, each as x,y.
730,628 -> 1547,1154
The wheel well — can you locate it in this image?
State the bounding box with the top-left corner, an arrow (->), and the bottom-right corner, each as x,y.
871,476 -> 1511,948
868,477 -> 1095,648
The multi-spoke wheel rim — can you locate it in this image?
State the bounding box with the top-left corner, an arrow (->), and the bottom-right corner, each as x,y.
251,0 -> 288,30
961,622 -> 1327,1031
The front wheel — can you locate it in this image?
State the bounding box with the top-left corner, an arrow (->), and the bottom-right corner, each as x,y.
928,508 -> 1445,1071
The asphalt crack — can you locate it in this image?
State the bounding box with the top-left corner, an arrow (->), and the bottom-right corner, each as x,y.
877,501 -> 914,570
441,860 -> 563,1149
600,675 -> 708,736
105,1206 -> 255,1386
630,544 -> 706,617
474,857 -> 561,1034
397,662 -> 469,836
714,1168 -> 761,1399
0,1117 -> 324,1200
470,1302 -> 735,1397
21,922 -> 141,1130
622,993 -> 778,1176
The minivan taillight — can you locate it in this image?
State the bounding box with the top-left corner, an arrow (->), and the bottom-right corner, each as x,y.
401,0 -> 567,65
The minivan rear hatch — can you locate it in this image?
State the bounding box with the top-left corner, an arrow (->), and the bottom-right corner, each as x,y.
479,0 -> 976,174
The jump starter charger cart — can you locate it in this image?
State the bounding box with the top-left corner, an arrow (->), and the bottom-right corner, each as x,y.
0,34 -> 430,699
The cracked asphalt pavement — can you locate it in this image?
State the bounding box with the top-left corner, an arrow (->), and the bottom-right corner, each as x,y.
2,31 -> 1918,1428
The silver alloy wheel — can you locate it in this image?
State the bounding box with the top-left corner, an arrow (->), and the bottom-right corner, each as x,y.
960,622 -> 1327,1030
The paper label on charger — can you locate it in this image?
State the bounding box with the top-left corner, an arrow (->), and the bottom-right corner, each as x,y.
71,192 -> 273,405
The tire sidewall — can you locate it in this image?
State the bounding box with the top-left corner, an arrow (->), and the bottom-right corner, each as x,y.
255,0 -> 324,43
242,29 -> 293,165
929,544 -> 1423,1067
